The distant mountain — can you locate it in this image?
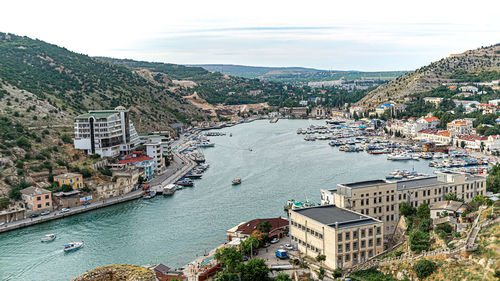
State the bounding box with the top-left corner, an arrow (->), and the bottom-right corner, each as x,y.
360,44 -> 500,106
191,64 -> 406,82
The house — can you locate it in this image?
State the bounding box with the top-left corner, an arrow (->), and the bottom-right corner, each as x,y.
423,97 -> 444,107
417,129 -> 451,144
290,205 -> 384,269
73,107 -> 140,158
54,173 -> 84,190
116,152 -> 156,180
20,187 -> 53,213
226,217 -> 289,241
418,117 -> 440,129
489,99 -> 500,106
430,200 -> 467,220
454,135 -> 488,150
453,100 -> 479,113
153,264 -> 186,281
349,106 -> 365,116
311,106 -> 328,118
447,119 -> 474,135
459,86 -> 479,93
52,190 -> 85,208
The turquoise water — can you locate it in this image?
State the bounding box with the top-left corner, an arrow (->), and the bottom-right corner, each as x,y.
0,120 -> 434,280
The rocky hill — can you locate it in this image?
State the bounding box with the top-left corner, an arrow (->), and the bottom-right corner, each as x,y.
360,44 -> 500,106
71,264 -> 156,281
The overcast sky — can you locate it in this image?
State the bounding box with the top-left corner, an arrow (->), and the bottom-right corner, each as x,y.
1,0 -> 499,71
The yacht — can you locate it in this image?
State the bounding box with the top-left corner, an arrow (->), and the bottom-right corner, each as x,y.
41,234 -> 56,242
63,242 -> 84,252
232,178 -> 242,185
177,178 -> 194,187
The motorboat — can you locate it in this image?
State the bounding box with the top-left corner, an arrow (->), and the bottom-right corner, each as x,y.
184,172 -> 202,179
63,242 -> 84,252
177,178 -> 194,187
143,190 -> 156,199
41,234 -> 56,242
163,184 -> 177,196
232,178 -> 242,185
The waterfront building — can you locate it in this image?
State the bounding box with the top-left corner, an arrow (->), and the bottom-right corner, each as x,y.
73,106 -> 140,158
349,105 -> 365,116
447,119 -> 474,135
389,116 -> 440,137
226,217 -> 289,242
153,264 -> 186,281
145,141 -> 169,174
454,134 -> 488,150
320,171 -> 486,237
311,106 -> 328,119
20,187 -> 53,213
54,173 -> 83,190
289,205 -> 384,269
279,107 -> 308,118
116,152 -> 156,180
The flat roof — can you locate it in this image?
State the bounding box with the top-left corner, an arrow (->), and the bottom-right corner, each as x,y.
292,205 -> 379,229
76,111 -> 119,119
397,176 -> 440,190
342,179 -> 388,189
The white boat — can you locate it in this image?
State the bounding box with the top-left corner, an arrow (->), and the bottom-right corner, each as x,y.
197,141 -> 215,148
41,234 -> 56,242
143,190 -> 157,199
163,184 -> 177,196
63,241 -> 84,252
387,153 -> 412,160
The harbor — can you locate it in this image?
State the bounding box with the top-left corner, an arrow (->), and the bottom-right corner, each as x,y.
0,119 -> 440,281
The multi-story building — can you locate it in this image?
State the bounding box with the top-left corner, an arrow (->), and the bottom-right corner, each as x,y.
289,205 -> 384,269
74,106 -> 140,158
423,97 -> 444,107
20,187 -> 53,213
321,171 -> 486,237
116,152 -> 156,181
447,119 -> 474,135
141,134 -> 172,174
54,173 -> 84,190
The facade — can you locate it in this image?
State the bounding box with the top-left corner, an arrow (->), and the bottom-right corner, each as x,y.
311,106 -> 328,118
279,107 -> 308,118
447,119 -> 474,135
20,187 -> 53,212
289,205 -> 384,269
429,200 -> 467,219
226,217 -> 289,241
54,173 -> 83,190
74,107 -> 140,158
116,152 -> 156,180
320,171 -> 486,237
417,129 -> 451,144
423,97 -> 443,107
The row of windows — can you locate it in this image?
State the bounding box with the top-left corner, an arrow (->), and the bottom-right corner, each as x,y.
338,250 -> 373,264
36,195 -> 50,201
291,236 -> 321,253
37,202 -> 50,208
338,227 -> 381,241
290,221 -> 324,239
337,238 -> 381,252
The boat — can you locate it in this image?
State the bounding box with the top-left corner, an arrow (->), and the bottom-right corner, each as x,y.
284,200 -> 315,210
177,178 -> 194,187
143,190 -> 157,199
63,242 -> 84,252
184,172 -> 202,179
41,234 -> 56,242
163,184 -> 177,196
232,178 -> 242,185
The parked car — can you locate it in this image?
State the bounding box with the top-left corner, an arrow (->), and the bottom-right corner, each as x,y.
284,244 -> 293,250
40,211 -> 50,216
275,249 -> 289,259
270,238 -> 279,244
30,214 -> 39,218
60,208 -> 70,213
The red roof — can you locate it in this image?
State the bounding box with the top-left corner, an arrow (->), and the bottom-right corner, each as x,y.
116,155 -> 153,164
233,217 -> 288,236
423,117 -> 440,122
457,135 -> 488,141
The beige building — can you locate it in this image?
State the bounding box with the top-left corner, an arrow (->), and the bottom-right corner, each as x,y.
321,171 -> 486,237
20,187 -> 53,213
289,205 -> 384,269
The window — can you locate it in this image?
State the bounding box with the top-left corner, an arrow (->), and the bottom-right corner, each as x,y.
353,230 -> 358,239
361,200 -> 364,206
353,241 -> 358,250
338,233 -> 343,241
378,197 -> 382,203
37,204 -> 41,208
45,202 -> 50,206
376,227 -> 381,235
45,195 -> 49,199
391,195 -> 394,201
369,239 -> 373,247
386,206 -> 389,212
368,229 -> 373,236
361,240 -> 366,248
365,199 -> 369,205
379,206 -> 382,213
338,244 -> 343,252
319,234 -> 323,239
361,229 -> 366,238
345,232 -> 350,240
398,194 -> 402,200
345,243 -> 351,251
373,207 -> 377,214
376,238 -> 381,246
345,254 -> 350,262
368,250 -> 373,257
37,196 -> 41,201
391,205 -> 394,211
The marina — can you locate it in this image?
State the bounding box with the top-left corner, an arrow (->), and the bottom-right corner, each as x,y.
0,120 -> 443,281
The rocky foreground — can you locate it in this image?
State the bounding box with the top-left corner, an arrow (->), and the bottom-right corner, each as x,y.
72,264 -> 155,281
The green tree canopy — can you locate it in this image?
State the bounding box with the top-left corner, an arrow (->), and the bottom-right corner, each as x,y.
241,258 -> 269,281
409,230 -> 430,253
257,220 -> 272,233
416,202 -> 430,219
413,259 -> 437,279
214,247 -> 243,273
399,202 -> 416,217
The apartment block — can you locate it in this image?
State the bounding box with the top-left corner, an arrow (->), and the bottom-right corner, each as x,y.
74,106 -> 139,158
321,171 -> 486,237
289,205 -> 384,269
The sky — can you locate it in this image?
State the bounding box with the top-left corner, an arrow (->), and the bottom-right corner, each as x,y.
1,0 -> 499,71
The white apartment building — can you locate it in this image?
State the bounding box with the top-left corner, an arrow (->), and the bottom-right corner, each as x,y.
387,117 -> 440,137
142,134 -> 172,173
74,107 -> 139,158
423,97 -> 443,107
320,171 -> 486,237
447,119 -> 474,135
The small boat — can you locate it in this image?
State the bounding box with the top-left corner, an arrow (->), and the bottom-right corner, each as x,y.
232,178 -> 242,185
63,241 -> 84,252
184,172 -> 202,179
163,184 -> 177,196
143,190 -> 157,199
41,234 -> 56,242
177,178 -> 194,187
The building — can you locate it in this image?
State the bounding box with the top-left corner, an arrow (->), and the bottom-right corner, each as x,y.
454,135 -> 488,150
54,173 -> 84,190
74,107 -> 140,158
153,264 -> 186,281
311,106 -> 328,118
447,119 -> 474,135
423,97 -> 444,107
489,99 -> 500,106
289,205 -> 384,269
320,171 -> 486,237
20,187 -> 53,213
453,100 -> 479,113
116,152 -> 156,180
429,200 -> 467,220
226,217 -> 289,241
416,129 -> 451,144
279,107 -> 308,118
349,106 -> 365,116
418,117 -> 440,129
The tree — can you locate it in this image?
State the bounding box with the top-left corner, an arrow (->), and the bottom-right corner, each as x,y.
399,202 -> 416,217
409,230 -> 430,253
460,141 -> 466,148
413,259 -> 436,279
215,271 -> 240,281
443,192 -> 464,202
61,184 -> 73,192
487,164 -> 500,193
275,273 -> 291,281
317,267 -> 326,280
257,220 -> 272,234
315,254 -> 326,263
240,236 -> 260,255
138,176 -> 145,185
16,136 -> 31,149
61,133 -> 72,144
332,268 -> 342,278
215,247 -> 243,273
241,258 -> 269,281
416,202 -> 430,219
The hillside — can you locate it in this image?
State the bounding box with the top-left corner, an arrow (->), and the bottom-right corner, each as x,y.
192,64 -> 407,82
0,32 -> 207,131
360,44 -> 500,106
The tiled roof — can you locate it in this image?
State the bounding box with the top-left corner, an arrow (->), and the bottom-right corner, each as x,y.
423,117 -> 440,122
234,217 -> 288,235
116,155 -> 153,164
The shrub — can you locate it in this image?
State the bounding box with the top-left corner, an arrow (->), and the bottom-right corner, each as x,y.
61,133 -> 72,144
413,259 -> 436,279
409,230 -> 430,253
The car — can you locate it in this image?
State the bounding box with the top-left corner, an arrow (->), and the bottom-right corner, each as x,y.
60,208 -> 70,213
40,211 -> 50,216
30,214 -> 39,218
270,238 -> 279,244
284,244 -> 293,250
275,249 -> 289,259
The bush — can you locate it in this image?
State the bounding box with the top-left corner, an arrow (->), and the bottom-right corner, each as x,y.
413,259 -> 436,279
61,184 -> 73,192
409,230 -> 430,253
61,133 -> 72,144
0,197 -> 10,210
15,136 -> 31,149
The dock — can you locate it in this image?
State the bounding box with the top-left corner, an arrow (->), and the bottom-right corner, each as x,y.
270,117 -> 279,123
